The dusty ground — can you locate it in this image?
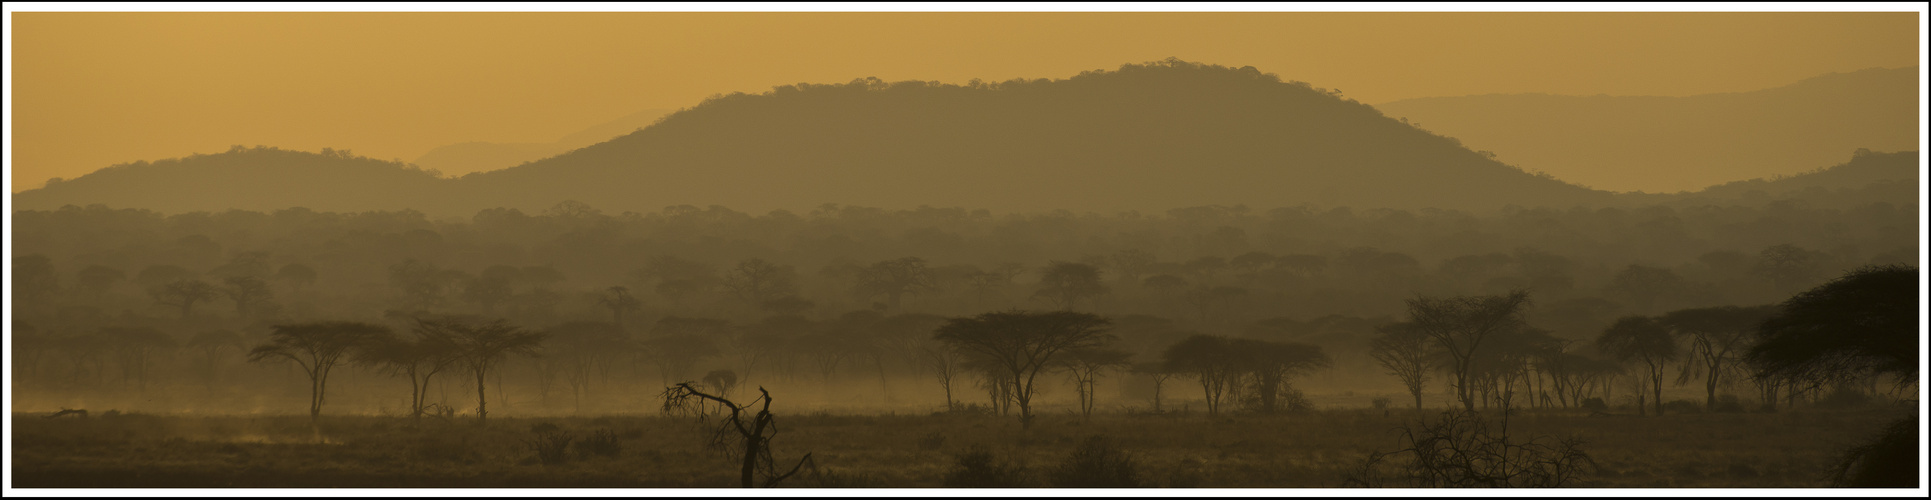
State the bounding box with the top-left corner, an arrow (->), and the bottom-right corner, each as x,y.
9,405 -> 1911,488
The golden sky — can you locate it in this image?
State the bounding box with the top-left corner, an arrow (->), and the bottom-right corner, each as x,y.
9,11 -> 1921,192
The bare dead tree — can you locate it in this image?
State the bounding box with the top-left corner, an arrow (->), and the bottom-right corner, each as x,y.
661,383 -> 815,488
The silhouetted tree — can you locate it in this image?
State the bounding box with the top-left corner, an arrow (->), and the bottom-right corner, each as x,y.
99,327 -> 176,390
417,317 -> 546,420
13,254 -> 62,311
854,257 -> 938,311
1034,261 -> 1108,311
1597,316 -> 1678,416
1129,361 -> 1176,412
153,279 -> 221,319
249,321 -> 392,420
1058,347 -> 1133,419
186,330 -> 245,391
1748,264 -> 1918,392
1371,321 -> 1436,410
1604,265 -> 1684,314
723,258 -> 799,308
598,286 -> 643,331
934,310 -> 1114,427
222,275 -> 275,317
1404,290 -> 1533,412
1661,305 -> 1776,409
1162,334 -> 1239,415
356,327 -> 461,421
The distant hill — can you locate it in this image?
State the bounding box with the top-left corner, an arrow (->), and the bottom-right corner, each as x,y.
411,108 -> 671,177
15,60 -> 1622,215
1631,149 -> 1921,209
1375,66 -> 1920,193
13,146 -> 449,214
452,59 -> 1609,215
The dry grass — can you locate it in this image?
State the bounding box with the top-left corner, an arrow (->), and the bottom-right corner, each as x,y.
9,406 -> 1910,488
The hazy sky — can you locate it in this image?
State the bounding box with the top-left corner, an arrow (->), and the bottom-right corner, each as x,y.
9,11 -> 1921,192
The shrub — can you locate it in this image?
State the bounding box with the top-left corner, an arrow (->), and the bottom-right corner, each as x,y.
916,430 -> 947,451
1341,410 -> 1595,487
1048,436 -> 1141,488
576,428 -> 622,459
1370,397 -> 1393,411
1580,398 -> 1608,412
524,422 -> 575,466
943,445 -> 1034,487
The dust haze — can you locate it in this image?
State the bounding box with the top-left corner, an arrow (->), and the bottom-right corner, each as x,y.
6,9 -> 1924,491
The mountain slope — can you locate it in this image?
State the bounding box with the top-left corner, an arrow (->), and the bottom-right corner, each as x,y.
1375,66 -> 1920,193
453,59 -> 1609,215
16,60 -> 1614,216
411,108 -> 671,177
12,146 -> 450,214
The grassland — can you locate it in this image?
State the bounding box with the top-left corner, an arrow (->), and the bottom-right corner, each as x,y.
11,402 -> 1912,489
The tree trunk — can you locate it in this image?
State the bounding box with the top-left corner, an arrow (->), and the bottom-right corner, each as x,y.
476,367 -> 489,420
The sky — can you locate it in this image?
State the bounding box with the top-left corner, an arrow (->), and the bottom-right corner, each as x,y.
7,9 -> 1923,192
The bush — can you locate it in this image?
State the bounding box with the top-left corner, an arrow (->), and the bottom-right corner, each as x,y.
1341,410 -> 1595,487
1165,458 -> 1206,487
808,467 -> 878,487
916,430 -> 947,451
1370,397 -> 1392,411
943,445 -> 1034,487
576,428 -> 622,459
524,422 -> 575,466
1048,436 -> 1141,488
1579,398 -> 1608,412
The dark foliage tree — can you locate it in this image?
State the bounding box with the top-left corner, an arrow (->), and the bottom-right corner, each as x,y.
1596,316 -> 1678,416
1033,261 -> 1108,311
723,258 -> 799,308
1058,347 -> 1133,419
13,254 -> 62,309
853,257 -> 938,311
1661,305 -> 1777,409
222,275 -> 275,317
153,279 -> 222,319
1371,321 -> 1436,411
417,317 -> 546,420
1748,264 -> 1917,390
1404,290 -> 1533,412
934,310 -> 1115,427
275,263 -> 317,293
249,321 -> 392,420
356,326 -> 461,421
99,327 -> 176,390
598,286 -> 642,331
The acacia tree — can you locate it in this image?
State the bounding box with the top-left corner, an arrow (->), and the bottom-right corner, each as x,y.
99,327 -> 177,390
1163,334 -> 1239,415
1748,264 -> 1917,392
356,327 -> 461,421
249,321 -> 392,420
223,275 -> 276,317
1596,316 -> 1678,417
1662,305 -> 1777,409
1370,322 -> 1436,411
1404,290 -> 1532,412
934,310 -> 1115,428
598,286 -> 643,331
153,279 -> 222,319
722,258 -> 799,308
1058,347 -> 1133,419
417,317 -> 546,420
854,257 -> 938,311
1033,261 -> 1108,311
1230,338 -> 1331,413
918,345 -> 965,411
1129,361 -> 1176,412
545,321 -> 629,413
